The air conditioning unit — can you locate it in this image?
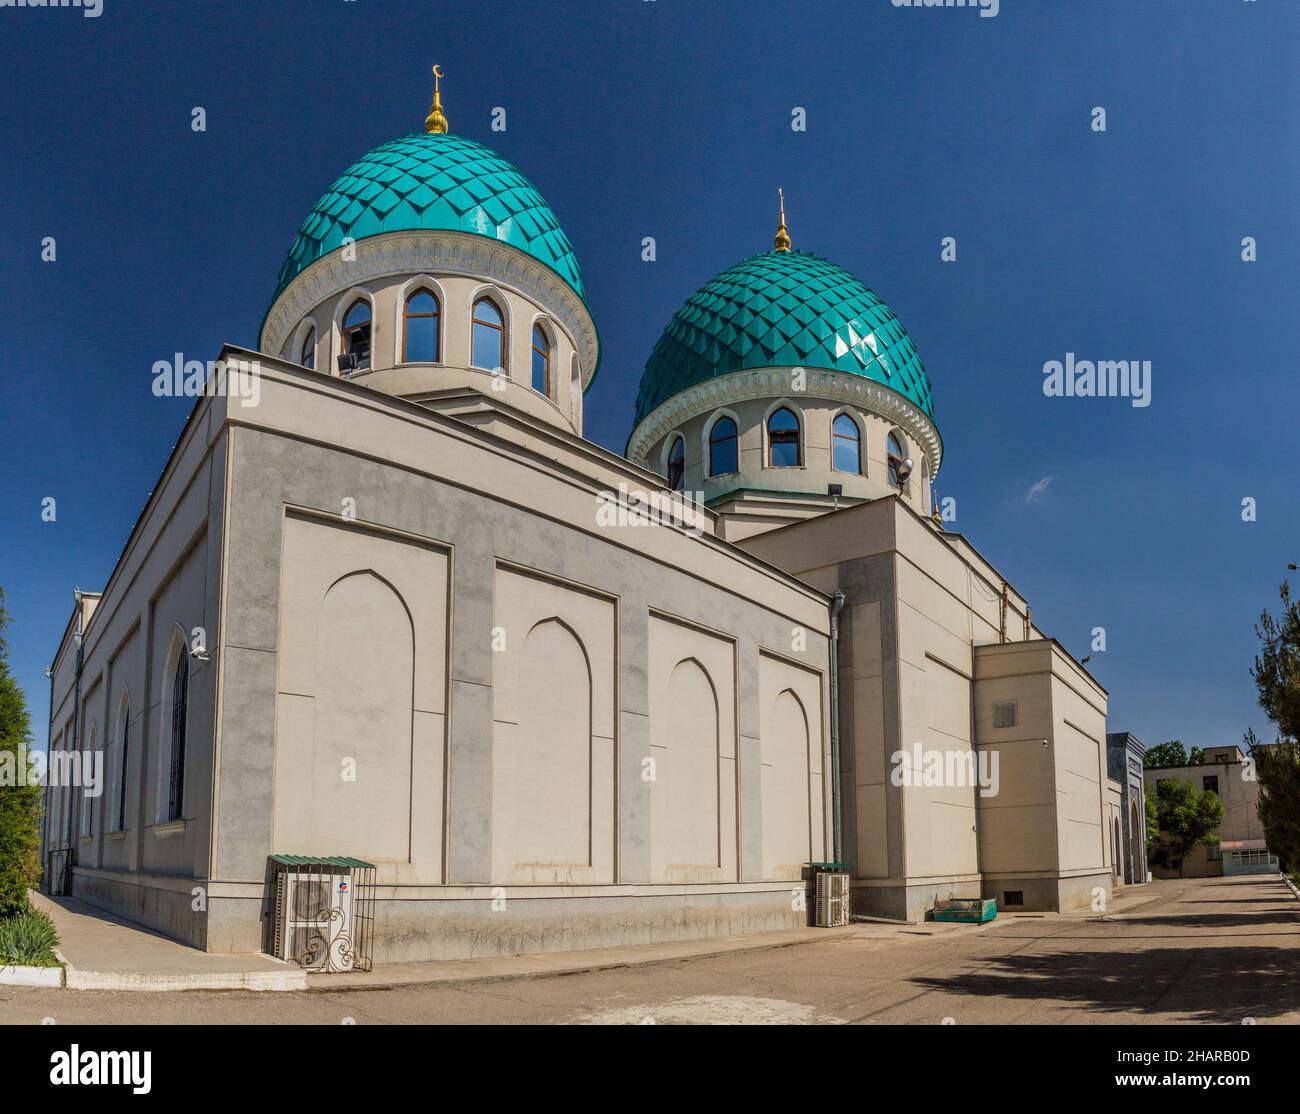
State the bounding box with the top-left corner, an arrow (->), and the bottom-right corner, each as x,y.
273,870 -> 355,972
814,871 -> 850,927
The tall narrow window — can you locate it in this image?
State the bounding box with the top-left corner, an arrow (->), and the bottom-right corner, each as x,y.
708,416 -> 738,476
342,299 -> 372,372
117,704 -> 129,832
402,289 -> 440,363
832,413 -> 861,474
767,407 -> 801,468
471,297 -> 505,371
531,325 -> 551,395
168,658 -> 188,822
666,435 -> 686,491
887,432 -> 905,487
81,727 -> 96,838
299,326 -> 315,370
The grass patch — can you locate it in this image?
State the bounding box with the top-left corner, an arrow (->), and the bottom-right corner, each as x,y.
0,903 -> 60,968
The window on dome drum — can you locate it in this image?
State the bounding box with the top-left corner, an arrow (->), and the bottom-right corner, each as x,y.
300,327 -> 315,370
887,432 -> 906,488
167,657 -> 188,823
708,416 -> 738,476
666,435 -> 685,491
832,414 -> 861,474
767,407 -> 801,468
472,297 -> 505,371
403,289 -> 440,363
531,324 -> 551,396
342,299 -> 372,372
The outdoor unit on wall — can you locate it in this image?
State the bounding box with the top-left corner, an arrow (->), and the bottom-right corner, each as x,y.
814,870 -> 851,928
267,855 -> 376,973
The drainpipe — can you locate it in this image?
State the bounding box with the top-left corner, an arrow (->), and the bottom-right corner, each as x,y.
829,590 -> 846,865
41,652 -> 54,892
64,591 -> 85,867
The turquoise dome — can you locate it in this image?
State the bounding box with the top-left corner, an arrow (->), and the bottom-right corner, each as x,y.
270,132 -> 588,303
634,250 -> 934,426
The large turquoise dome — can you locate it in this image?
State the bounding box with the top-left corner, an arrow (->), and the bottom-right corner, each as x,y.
634,250 -> 933,426
271,132 -> 588,302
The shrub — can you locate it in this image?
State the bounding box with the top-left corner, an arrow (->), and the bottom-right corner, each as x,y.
0,904 -> 60,967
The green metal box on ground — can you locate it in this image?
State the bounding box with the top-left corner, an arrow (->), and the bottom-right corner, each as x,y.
931,897 -> 998,924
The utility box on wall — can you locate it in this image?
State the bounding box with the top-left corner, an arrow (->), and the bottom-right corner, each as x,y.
266,855 -> 376,973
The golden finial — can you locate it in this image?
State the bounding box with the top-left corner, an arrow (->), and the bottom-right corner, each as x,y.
774,188 -> 792,252
932,488 -> 943,527
425,65 -> 449,134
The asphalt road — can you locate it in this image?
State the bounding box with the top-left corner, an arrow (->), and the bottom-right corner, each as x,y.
3,874 -> 1297,1024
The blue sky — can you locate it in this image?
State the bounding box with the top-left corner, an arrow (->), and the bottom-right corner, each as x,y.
1,0 -> 1296,753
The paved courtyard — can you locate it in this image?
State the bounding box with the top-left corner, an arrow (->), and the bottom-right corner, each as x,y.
3,875 -> 1297,1024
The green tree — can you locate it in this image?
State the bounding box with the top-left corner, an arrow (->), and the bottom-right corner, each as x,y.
1151,778 -> 1224,877
1145,790 -> 1159,847
0,588 -> 42,916
1144,740 -> 1189,769
1248,582 -> 1300,872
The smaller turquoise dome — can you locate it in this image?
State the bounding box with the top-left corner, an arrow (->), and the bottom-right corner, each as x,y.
271,132 -> 588,303
635,250 -> 934,427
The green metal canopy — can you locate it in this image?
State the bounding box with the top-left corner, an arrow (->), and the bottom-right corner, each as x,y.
269,132 -> 588,304
634,249 -> 935,427
269,855 -> 375,869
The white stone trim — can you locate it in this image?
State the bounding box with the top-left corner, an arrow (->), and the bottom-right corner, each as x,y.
261,229 -> 599,389
629,366 -> 942,477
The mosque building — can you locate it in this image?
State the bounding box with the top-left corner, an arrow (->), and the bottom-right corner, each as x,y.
41,78 -> 1137,963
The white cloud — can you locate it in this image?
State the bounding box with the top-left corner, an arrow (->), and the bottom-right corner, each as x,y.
1023,475 -> 1054,504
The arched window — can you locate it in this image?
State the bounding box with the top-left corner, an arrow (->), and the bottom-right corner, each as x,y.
167,656 -> 189,822
116,700 -> 130,832
887,432 -> 906,488
666,435 -> 686,491
471,296 -> 505,371
767,406 -> 801,468
708,416 -> 738,477
402,289 -> 440,363
341,299 -> 372,372
531,324 -> 551,396
832,413 -> 861,474
299,326 -> 315,371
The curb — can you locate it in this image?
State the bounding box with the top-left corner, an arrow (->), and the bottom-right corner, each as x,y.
0,964 -> 64,989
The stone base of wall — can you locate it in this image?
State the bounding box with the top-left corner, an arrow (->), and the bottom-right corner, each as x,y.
852,876 -> 983,923
982,871 -> 1112,913
82,880 -> 814,964
70,867 -> 208,949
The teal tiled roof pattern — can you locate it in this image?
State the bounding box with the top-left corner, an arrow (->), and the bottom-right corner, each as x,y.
272,132 -> 587,302
635,250 -> 934,426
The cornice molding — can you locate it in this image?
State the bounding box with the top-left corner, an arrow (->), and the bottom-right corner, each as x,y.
627,366 -> 943,476
260,230 -> 599,385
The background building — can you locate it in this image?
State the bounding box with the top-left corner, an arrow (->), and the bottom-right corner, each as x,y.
1144,745 -> 1278,877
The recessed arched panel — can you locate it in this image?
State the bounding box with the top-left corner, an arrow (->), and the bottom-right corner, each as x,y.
651,659 -> 720,881
496,619 -> 592,877
762,689 -> 812,880
312,572 -> 414,862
